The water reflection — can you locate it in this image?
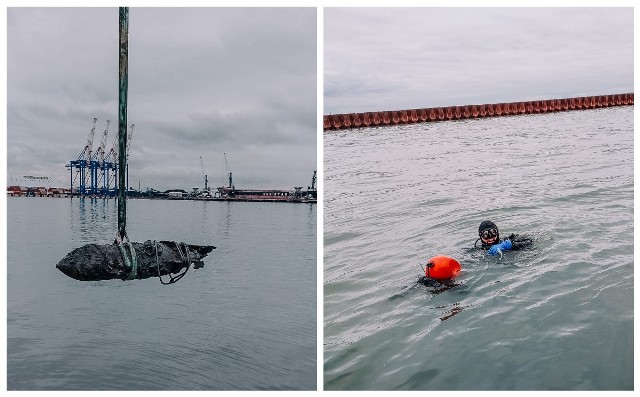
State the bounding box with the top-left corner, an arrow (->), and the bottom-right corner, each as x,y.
306,203 -> 316,237
223,202 -> 232,239
69,197 -> 117,244
10,197 -> 317,390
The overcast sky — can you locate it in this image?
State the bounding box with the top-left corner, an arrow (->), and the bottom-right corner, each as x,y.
324,7 -> 634,114
7,7 -> 317,191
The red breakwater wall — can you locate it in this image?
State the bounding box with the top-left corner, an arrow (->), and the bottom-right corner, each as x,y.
323,93 -> 634,131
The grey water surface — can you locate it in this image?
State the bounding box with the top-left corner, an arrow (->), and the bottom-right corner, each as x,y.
8,198 -> 316,390
323,106 -> 633,390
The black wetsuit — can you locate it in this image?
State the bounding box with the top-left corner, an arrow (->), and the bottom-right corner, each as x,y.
474,233 -> 533,250
417,233 -> 534,286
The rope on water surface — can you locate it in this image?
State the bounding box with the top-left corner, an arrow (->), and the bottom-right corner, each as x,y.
155,240 -> 193,285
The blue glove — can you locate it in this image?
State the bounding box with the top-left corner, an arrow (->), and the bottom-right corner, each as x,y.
487,239 -> 512,256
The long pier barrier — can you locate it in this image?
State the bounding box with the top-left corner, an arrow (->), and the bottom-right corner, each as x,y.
323,93 -> 634,131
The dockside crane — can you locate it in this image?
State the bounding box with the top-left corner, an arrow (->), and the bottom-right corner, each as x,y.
92,120 -> 110,195
224,152 -> 234,189
105,123 -> 133,196
307,170 -> 317,200
67,117 -> 98,195
104,123 -> 120,195
309,170 -> 317,190
83,120 -> 98,194
200,156 -> 209,193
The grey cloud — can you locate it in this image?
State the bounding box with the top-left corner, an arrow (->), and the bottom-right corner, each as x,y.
8,7 -> 316,191
324,7 -> 633,114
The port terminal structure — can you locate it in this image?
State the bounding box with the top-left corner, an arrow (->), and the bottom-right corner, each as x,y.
184,154 -> 316,203
7,169 -> 317,203
323,93 -> 633,131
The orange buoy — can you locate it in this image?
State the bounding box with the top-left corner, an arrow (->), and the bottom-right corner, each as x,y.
425,255 -> 461,280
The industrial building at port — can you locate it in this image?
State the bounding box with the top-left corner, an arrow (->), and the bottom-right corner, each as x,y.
7,180 -> 317,202
7,168 -> 317,202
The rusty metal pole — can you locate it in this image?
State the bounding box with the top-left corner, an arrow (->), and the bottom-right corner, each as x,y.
117,7 -> 129,241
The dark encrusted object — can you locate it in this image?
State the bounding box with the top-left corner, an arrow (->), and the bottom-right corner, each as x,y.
56,240 -> 215,281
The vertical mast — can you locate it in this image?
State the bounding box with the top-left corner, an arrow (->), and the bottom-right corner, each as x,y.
117,7 -> 129,240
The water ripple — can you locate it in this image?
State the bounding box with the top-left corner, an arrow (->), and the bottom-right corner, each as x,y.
324,106 -> 633,390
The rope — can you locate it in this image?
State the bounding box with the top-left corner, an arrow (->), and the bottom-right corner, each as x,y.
155,240 -> 193,285
116,232 -> 138,280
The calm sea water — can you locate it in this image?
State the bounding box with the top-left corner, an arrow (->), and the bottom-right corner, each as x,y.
8,198 -> 316,390
323,106 -> 633,390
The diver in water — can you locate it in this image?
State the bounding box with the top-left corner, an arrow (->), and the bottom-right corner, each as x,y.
417,220 -> 533,287
475,220 -> 532,256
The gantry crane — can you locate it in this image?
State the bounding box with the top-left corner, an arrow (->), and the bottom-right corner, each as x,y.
91,120 -> 110,195
103,123 -> 134,196
66,118 -> 97,195
83,121 -> 98,193
104,123 -> 120,195
200,156 -> 209,193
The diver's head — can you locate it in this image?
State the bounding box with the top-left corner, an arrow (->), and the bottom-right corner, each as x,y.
478,220 -> 499,245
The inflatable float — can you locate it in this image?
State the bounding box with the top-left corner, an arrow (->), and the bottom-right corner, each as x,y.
424,255 -> 461,280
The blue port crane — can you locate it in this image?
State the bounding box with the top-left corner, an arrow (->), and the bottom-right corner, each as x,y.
105,123 -> 120,195
66,118 -> 97,196
67,119 -> 132,197
91,120 -> 110,195
105,123 -> 133,197
83,122 -> 97,193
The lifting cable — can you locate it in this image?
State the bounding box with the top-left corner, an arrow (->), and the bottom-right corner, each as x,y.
154,240 -> 193,285
114,8 -> 191,285
116,232 -> 138,280
115,7 -> 139,281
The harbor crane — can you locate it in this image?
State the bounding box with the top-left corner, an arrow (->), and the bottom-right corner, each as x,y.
67,117 -> 97,195
309,170 -> 317,190
104,123 -> 133,195
83,120 -> 98,193
200,156 -> 209,193
92,120 -> 110,195
224,152 -> 234,189
104,122 -> 120,194
67,119 -> 132,197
